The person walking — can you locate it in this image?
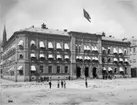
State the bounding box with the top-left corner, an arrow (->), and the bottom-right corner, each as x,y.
64,80 -> 66,88
57,80 -> 60,88
49,80 -> 52,89
85,80 -> 88,88
61,80 -> 64,88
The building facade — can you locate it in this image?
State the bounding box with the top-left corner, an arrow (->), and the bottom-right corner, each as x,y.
102,37 -> 131,78
0,26 -> 131,82
129,37 -> 137,77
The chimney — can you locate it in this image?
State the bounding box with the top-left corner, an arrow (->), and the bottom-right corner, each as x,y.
64,29 -> 67,32
41,23 -> 48,29
102,32 -> 105,36
109,35 -> 112,37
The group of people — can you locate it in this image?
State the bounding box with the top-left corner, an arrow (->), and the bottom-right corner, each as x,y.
48,80 -> 66,89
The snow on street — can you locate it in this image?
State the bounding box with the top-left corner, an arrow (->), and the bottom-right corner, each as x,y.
1,78 -> 137,105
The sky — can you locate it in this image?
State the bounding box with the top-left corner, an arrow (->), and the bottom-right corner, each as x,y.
0,0 -> 137,40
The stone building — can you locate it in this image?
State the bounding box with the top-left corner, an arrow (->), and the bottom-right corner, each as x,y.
129,37 -> 137,77
0,25 -> 131,82
102,36 -> 131,78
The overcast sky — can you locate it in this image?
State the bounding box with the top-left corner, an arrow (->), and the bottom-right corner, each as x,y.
0,0 -> 137,40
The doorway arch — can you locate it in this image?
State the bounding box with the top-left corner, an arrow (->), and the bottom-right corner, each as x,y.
92,67 -> 97,78
76,66 -> 81,78
85,67 -> 89,77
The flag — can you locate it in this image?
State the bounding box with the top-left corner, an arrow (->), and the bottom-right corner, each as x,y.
83,9 -> 91,22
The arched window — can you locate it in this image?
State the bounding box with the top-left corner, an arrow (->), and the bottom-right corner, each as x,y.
108,47 -> 111,54
19,54 -> 23,59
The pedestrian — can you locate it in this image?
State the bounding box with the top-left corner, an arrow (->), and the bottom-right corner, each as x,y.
57,80 -> 60,88
68,76 -> 70,80
85,80 -> 88,88
61,80 -> 64,88
64,80 -> 66,88
49,80 -> 52,89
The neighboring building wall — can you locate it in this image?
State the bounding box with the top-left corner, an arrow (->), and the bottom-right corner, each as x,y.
129,38 -> 137,77
102,37 -> 131,77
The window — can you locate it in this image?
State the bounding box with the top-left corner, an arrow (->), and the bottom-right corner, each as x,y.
124,49 -> 127,55
65,66 -> 68,73
48,66 -> 52,73
133,59 -> 136,63
108,48 -> 111,54
40,65 -> 44,73
18,40 -> 24,49
17,66 -> 23,75
125,67 -> 127,74
76,44 -> 81,53
102,57 -> 105,63
19,54 -> 23,59
133,48 -> 136,53
57,66 -> 60,73
108,58 -> 111,63
30,40 -> 36,49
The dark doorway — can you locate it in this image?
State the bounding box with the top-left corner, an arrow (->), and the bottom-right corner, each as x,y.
93,67 -> 97,78
85,67 -> 89,77
76,66 -> 81,78
131,68 -> 137,77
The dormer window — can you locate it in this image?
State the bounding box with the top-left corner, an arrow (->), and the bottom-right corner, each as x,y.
39,41 -> 45,49
18,40 -> 24,49
48,42 -> 53,49
30,40 -> 36,49
56,42 -> 62,50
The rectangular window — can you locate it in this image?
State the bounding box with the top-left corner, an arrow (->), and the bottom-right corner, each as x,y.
65,66 -> 68,73
57,66 -> 60,73
40,65 -> 44,73
133,59 -> 136,63
133,48 -> 136,53
48,66 -> 52,73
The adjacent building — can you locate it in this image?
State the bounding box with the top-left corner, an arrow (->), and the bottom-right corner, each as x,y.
0,25 -> 131,82
129,37 -> 137,77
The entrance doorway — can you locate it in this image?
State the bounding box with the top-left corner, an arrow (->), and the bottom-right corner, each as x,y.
92,67 -> 97,78
76,66 -> 81,78
85,67 -> 89,77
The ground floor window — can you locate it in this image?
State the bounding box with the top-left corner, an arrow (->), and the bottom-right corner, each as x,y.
65,66 -> 68,73
18,70 -> 23,75
57,66 -> 60,73
48,66 -> 52,73
40,65 -> 44,73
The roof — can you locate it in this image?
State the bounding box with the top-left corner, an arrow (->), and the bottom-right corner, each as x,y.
102,36 -> 129,43
69,31 -> 102,36
16,27 -> 69,36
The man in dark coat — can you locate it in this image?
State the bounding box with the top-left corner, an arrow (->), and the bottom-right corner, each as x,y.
61,80 -> 64,88
49,80 -> 52,89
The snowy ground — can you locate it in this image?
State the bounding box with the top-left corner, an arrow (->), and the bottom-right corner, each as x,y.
1,78 -> 137,105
